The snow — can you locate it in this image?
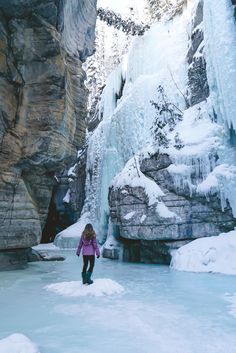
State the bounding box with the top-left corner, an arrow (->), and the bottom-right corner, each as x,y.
77,149 -> 83,158
112,156 -> 177,219
0,334 -> 39,353
45,279 -> 124,298
171,230 -> 236,275
168,102 -> 223,158
102,234 -> 119,250
98,0 -> 146,18
67,165 -> 76,177
124,211 -> 136,220
62,189 -> 70,204
156,203 -> 177,219
112,157 -> 164,204
167,164 -> 191,175
64,0 -> 236,250
165,99 -> 236,214
197,164 -> 236,196
32,243 -> 60,251
80,3 -> 192,240
54,213 -> 91,249
2,252 -> 236,353
140,215 -> 147,223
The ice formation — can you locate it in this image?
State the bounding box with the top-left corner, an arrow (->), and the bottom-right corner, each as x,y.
77,8 -> 189,241
171,230 -> 236,275
204,0 -> 236,131
45,279 -> 124,297
0,334 -> 39,353
54,213 -> 91,249
57,0 -> 236,247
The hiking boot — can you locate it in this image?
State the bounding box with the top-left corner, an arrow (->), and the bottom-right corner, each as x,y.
81,272 -> 86,285
86,271 -> 93,285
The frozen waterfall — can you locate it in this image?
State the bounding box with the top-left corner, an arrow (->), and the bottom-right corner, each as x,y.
56,0 -> 236,249
81,10 -> 189,240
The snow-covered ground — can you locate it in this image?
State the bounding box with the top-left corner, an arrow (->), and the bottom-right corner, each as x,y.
171,230 -> 236,275
1,251 -> 236,353
0,334 -> 39,353
32,243 -> 60,251
45,278 -> 124,297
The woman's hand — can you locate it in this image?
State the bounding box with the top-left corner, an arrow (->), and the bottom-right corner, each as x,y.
97,255 -> 100,259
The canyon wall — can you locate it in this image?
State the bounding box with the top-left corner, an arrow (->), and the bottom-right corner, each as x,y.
0,0 -> 97,269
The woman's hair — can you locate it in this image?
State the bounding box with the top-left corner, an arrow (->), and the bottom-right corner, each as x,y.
82,223 -> 96,239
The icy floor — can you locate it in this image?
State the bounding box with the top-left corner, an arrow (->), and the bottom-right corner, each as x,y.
1,251 -> 236,353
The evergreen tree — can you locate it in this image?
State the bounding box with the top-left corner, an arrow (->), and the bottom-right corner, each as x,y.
97,7 -> 150,36
145,0 -> 187,22
174,132 -> 184,150
150,85 -> 183,149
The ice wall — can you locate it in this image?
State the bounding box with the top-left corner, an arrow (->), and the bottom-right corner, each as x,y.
81,7 -> 191,240
203,0 -> 236,131
201,0 -> 236,213
63,0 -> 236,249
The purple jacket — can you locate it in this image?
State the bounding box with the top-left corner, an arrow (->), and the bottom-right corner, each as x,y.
76,235 -> 100,257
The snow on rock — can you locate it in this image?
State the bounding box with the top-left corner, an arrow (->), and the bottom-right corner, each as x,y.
112,157 -> 164,204
166,99 -> 236,214
102,234 -> 119,250
167,164 -> 192,176
68,164 -> 77,177
171,230 -> 236,275
156,203 -> 178,219
197,164 -> 236,196
140,215 -> 147,223
0,334 -> 39,353
124,211 -> 136,220
167,101 -> 222,162
32,243 -> 60,251
54,213 -> 90,249
62,189 -> 70,204
45,279 -> 124,297
112,156 -> 177,219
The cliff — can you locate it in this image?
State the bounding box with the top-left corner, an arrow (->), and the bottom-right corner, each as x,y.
60,0 -> 236,263
108,0 -> 236,263
0,0 -> 97,269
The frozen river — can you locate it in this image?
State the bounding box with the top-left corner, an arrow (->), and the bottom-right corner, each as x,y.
1,250 -> 236,353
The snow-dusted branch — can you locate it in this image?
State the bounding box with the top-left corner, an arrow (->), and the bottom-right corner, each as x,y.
97,7 -> 150,36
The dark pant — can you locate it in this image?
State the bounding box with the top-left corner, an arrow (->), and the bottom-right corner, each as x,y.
82,255 -> 95,273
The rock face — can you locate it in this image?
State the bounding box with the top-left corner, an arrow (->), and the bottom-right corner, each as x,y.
187,0 -> 209,106
0,0 -> 97,269
108,1 -> 236,264
109,152 -> 236,263
41,148 -> 87,243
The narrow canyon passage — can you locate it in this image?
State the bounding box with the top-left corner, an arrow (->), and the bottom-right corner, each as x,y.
1,251 -> 236,353
1,0 -> 236,351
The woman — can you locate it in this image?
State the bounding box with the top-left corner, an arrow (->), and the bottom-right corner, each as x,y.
76,223 -> 100,285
